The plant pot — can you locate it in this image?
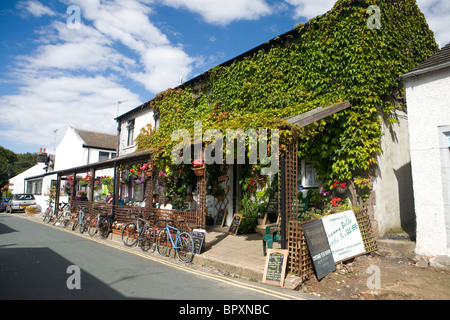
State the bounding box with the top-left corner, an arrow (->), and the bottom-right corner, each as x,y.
122,230 -> 137,239
335,186 -> 348,194
25,209 -> 37,214
247,185 -> 257,193
111,229 -> 122,235
192,166 -> 205,177
257,177 -> 266,186
144,170 -> 153,178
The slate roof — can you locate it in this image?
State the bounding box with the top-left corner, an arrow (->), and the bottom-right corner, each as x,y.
73,127 -> 117,151
403,42 -> 450,77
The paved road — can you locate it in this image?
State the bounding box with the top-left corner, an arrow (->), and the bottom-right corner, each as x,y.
0,213 -> 314,304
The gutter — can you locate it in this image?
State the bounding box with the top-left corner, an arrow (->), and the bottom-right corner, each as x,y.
401,61 -> 450,79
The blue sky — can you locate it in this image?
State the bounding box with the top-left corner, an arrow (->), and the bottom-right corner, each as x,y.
0,0 -> 449,155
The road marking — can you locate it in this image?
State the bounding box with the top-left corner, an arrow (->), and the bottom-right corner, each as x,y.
10,213 -> 305,300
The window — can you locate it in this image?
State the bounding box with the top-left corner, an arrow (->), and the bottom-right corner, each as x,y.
99,151 -> 116,161
127,119 -> 135,146
298,160 -> 319,189
26,179 -> 43,195
99,151 -> 109,162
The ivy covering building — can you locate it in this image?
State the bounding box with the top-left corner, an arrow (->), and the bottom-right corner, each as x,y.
134,0 -> 438,237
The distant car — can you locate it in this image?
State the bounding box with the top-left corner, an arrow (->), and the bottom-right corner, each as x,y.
0,197 -> 10,212
6,194 -> 36,213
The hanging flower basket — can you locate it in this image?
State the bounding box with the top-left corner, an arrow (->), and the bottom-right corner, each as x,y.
193,166 -> 205,177
192,158 -> 205,176
141,163 -> 153,177
257,176 -> 266,186
333,181 -> 348,194
248,185 -> 257,193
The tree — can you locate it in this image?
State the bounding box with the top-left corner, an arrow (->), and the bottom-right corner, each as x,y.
0,146 -> 37,189
0,146 -> 17,188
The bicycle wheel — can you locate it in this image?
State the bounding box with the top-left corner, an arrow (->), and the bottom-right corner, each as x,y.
53,211 -> 63,225
156,228 -> 170,256
122,223 -> 138,247
42,207 -> 51,222
44,207 -> 53,223
79,215 -> 87,233
61,213 -> 70,228
140,226 -> 156,252
72,216 -> 79,231
176,232 -> 194,263
87,217 -> 98,236
99,222 -> 110,240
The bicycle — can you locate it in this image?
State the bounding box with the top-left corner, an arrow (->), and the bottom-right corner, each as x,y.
88,213 -> 113,239
42,201 -> 54,223
71,205 -> 88,234
52,202 -> 70,227
122,213 -> 156,252
156,219 -> 194,263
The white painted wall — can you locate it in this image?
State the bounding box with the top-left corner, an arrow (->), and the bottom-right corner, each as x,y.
372,111 -> 415,237
118,108 -> 155,156
54,127 -> 85,171
404,66 -> 450,257
8,163 -> 47,195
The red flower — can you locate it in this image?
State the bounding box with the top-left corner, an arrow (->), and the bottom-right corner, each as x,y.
332,197 -> 342,207
332,181 -> 339,188
340,182 -> 346,188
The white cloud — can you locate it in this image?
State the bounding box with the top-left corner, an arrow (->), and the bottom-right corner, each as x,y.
161,0 -> 272,25
283,0 -> 335,20
70,0 -> 194,90
1,0 -> 196,151
416,0 -> 450,47
0,76 -> 140,148
130,45 -> 194,92
17,0 -> 56,17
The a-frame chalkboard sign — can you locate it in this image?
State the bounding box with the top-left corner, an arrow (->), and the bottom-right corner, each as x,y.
228,213 -> 243,236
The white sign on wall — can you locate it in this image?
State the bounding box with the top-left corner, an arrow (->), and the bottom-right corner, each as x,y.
321,210 -> 366,262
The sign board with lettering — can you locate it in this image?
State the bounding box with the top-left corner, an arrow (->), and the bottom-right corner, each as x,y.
302,219 -> 336,280
214,209 -> 227,227
262,249 -> 288,286
321,210 -> 366,263
191,229 -> 206,255
228,213 -> 243,236
266,192 -> 278,216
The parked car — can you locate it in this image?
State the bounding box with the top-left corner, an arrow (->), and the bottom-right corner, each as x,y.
5,194 -> 36,213
0,197 -> 10,212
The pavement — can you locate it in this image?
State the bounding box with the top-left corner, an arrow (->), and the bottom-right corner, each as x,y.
11,211 -> 301,289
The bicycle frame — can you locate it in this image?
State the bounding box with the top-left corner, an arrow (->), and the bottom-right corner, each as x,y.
164,224 -> 183,249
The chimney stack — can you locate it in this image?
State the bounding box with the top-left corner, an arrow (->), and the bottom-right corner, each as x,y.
36,147 -> 48,164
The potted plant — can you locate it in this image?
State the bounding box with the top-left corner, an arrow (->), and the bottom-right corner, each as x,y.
332,181 -> 348,194
25,206 -> 37,214
212,183 -> 226,201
